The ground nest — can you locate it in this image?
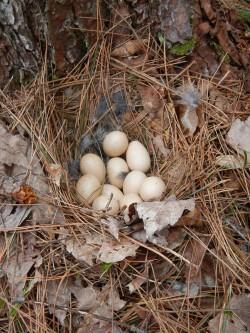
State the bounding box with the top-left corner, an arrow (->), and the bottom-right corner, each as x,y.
0,29 -> 249,333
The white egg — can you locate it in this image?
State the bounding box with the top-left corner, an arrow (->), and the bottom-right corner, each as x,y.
139,176 -> 166,201
126,141 -> 151,172
103,131 -> 129,157
123,170 -> 147,195
80,153 -> 106,183
107,157 -> 129,189
92,195 -> 119,215
119,193 -> 142,214
76,174 -> 102,204
102,184 -> 124,201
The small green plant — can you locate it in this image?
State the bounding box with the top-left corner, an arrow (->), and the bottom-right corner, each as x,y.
101,262 -> 113,273
170,37 -> 195,56
236,7 -> 250,23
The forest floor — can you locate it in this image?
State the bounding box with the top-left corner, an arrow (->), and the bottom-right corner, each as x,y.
0,1 -> 250,333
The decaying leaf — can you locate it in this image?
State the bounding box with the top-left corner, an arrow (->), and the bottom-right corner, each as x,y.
111,39 -> 148,57
1,248 -> 43,297
152,135 -> 170,158
47,280 -> 70,326
215,155 -> 249,169
226,116 -> 250,163
11,184 -> 37,204
137,84 -> 165,120
45,162 -> 62,187
127,269 -> 148,294
131,198 -> 196,243
98,238 -> 139,263
168,280 -> 199,297
208,293 -> 250,333
0,205 -> 31,229
183,237 -> 209,285
71,285 -> 100,311
77,325 -> 124,333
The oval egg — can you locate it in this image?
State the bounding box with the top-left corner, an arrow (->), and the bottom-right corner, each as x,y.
107,157 -> 129,189
139,176 -> 165,201
102,184 -> 124,201
80,153 -> 106,183
123,170 -> 147,195
92,195 -> 119,215
126,141 -> 151,172
103,131 -> 129,157
119,193 -> 142,214
76,174 -> 101,204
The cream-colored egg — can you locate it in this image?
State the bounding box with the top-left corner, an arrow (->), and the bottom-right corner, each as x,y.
92,195 -> 119,215
119,193 -> 142,214
126,141 -> 151,172
103,131 -> 129,157
139,176 -> 165,201
76,174 -> 101,204
107,157 -> 129,189
102,184 -> 124,201
80,153 -> 106,183
123,170 -> 147,195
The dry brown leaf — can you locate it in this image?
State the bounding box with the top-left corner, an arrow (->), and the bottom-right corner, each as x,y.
152,135 -> 170,158
168,280 -> 199,297
215,155 -> 249,169
47,280 -> 70,327
11,184 -> 37,204
45,162 -> 62,187
175,206 -> 203,227
111,39 -> 148,57
77,325 -> 124,333
133,198 -> 196,242
98,238 -> 139,263
226,116 -> 250,163
183,237 -> 209,285
208,294 -> 250,333
1,247 -> 42,297
127,269 -> 148,294
137,84 -> 165,120
70,285 -> 100,310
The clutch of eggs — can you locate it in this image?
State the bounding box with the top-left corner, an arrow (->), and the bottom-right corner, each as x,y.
76,130 -> 166,214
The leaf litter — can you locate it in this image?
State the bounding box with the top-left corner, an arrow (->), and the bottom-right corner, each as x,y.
0,1 -> 249,332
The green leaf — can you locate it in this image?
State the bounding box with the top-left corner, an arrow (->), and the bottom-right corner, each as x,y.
101,262 -> 113,272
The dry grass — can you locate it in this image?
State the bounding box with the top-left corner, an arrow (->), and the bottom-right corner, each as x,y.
0,10 -> 250,333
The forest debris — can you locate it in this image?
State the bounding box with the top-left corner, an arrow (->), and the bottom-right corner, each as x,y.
77,326 -> 123,333
127,269 -> 148,293
152,135 -> 170,158
71,285 -> 100,310
1,248 -> 42,297
11,184 -> 37,204
45,163 -> 62,187
129,197 -> 196,243
226,116 -> 250,163
168,280 -> 199,297
183,237 -> 209,285
137,84 -> 165,120
111,39 -> 148,57
98,238 -> 139,263
65,238 -> 99,267
208,294 -> 250,333
0,205 -> 31,229
47,280 -> 70,326
215,155 -> 249,169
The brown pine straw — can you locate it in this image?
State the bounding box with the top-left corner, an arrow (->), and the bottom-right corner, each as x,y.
0,9 -> 249,333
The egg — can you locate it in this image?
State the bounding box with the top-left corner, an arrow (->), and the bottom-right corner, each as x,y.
76,174 -> 101,204
107,157 -> 129,189
139,176 -> 166,201
92,195 -> 119,215
126,141 -> 151,172
123,170 -> 147,195
119,193 -> 142,214
102,184 -> 124,201
80,153 -> 106,183
103,131 -> 129,157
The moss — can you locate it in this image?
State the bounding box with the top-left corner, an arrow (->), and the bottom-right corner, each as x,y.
170,37 -> 195,56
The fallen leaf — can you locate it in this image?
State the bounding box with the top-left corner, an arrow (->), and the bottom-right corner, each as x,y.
65,237 -> 99,266
0,205 -> 31,229
183,237 -> 209,285
168,280 -> 199,297
47,279 -> 70,326
208,294 -> 250,333
152,135 -> 170,158
11,184 -> 37,204
127,269 -> 148,294
98,238 -> 139,263
132,198 -> 196,242
226,116 -> 250,163
45,163 -> 62,187
215,155 -> 249,169
1,248 -> 42,297
71,285 -> 100,311
77,325 -> 124,333
137,84 -> 165,120
111,39 -> 148,57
